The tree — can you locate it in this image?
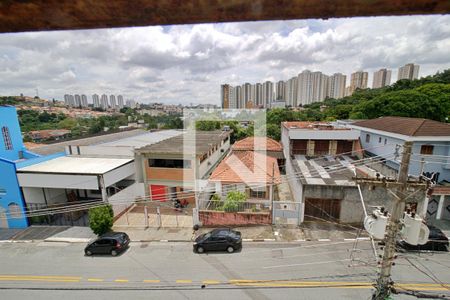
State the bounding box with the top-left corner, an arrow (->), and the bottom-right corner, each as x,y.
88,205 -> 114,236
267,123 -> 281,141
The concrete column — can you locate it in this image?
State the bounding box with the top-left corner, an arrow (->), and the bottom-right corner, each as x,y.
436,194 -> 445,220
420,195 -> 429,218
99,175 -> 108,202
307,140 -> 315,156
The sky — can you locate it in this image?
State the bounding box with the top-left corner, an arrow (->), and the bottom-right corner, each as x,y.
0,14 -> 449,105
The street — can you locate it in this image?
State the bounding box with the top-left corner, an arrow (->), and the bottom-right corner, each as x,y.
0,240 -> 448,299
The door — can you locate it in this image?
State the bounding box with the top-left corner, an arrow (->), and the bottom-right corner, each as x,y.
209,236 -> 227,251
336,141 -> 353,155
94,239 -> 112,254
304,198 -> 341,222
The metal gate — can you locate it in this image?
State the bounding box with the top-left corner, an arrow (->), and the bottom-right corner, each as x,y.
273,201 -> 302,225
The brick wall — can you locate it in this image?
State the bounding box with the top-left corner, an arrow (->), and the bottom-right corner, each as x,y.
199,210 -> 271,226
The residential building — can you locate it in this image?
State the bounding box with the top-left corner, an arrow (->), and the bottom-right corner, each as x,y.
276,80 -> 285,101
348,71 -> 368,95
350,117 -> 450,183
81,94 -> 88,107
27,129 -> 71,142
328,73 -> 346,99
100,94 -> 109,109
398,63 -> 420,81
350,116 -> 450,223
255,83 -> 263,107
262,81 -> 273,107
372,68 -> 392,88
221,84 -> 231,109
135,131 -> 231,207
64,94 -> 73,107
280,120 -> 426,224
117,95 -> 124,109
232,136 -> 284,159
74,94 -> 82,107
92,94 -> 100,108
209,150 -> 280,201
243,83 -> 251,107
110,95 -> 116,108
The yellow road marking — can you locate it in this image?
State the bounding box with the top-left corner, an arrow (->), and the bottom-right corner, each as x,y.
176,280 -> 193,284
203,280 -> 221,285
0,278 -> 79,283
0,275 -> 81,280
87,278 -> 104,282
114,279 -> 129,283
143,280 -> 161,283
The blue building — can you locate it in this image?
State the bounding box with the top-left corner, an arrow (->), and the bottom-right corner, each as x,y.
350,117 -> 450,183
0,106 -> 61,228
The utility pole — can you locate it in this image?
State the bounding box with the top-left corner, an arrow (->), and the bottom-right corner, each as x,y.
373,141 -> 413,300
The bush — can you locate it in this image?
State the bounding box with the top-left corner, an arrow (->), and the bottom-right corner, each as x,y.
89,205 -> 114,236
222,191 -> 247,212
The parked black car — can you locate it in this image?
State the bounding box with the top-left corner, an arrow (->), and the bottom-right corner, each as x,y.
398,225 -> 448,252
85,232 -> 130,256
194,228 -> 242,253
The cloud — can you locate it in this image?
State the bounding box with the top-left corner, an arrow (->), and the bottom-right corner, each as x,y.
0,15 -> 449,104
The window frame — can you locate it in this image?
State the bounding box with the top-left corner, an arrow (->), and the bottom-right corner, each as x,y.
2,126 -> 13,150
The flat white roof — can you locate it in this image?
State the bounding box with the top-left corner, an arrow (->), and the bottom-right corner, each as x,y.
17,156 -> 133,175
99,130 -> 182,148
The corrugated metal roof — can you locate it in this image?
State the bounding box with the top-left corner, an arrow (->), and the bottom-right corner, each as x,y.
30,129 -> 147,155
99,130 -> 182,148
17,156 -> 133,175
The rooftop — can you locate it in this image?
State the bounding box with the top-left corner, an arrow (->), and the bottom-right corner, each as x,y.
293,155 -> 377,186
282,121 -> 351,131
232,136 -> 283,152
30,129 -> 147,155
17,156 -> 133,175
352,117 -> 450,137
136,131 -> 230,156
209,151 -> 280,184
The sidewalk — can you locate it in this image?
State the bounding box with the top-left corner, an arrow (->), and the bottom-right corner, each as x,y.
0,223 -> 368,243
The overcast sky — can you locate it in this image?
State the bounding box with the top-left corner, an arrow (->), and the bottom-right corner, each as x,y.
0,15 -> 449,105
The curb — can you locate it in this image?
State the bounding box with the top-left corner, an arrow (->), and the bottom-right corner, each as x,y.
0,238 -> 372,244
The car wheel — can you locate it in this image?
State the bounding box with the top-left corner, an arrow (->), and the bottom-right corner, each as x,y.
227,246 -> 235,253
111,250 -> 118,256
197,246 -> 205,253
85,250 -> 92,256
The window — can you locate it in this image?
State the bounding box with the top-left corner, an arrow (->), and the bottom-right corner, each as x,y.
420,145 -> 434,155
148,159 -> 191,168
384,138 -> 387,145
250,189 -> 266,199
365,134 -> 370,143
2,126 -> 13,150
378,137 -> 382,143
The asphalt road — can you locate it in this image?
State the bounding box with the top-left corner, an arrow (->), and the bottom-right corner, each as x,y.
0,240 -> 449,299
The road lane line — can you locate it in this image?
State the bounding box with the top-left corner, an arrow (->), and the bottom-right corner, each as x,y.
203,280 -> 221,285
114,279 -> 129,283
87,278 -> 104,282
0,278 -> 80,282
0,275 -> 81,280
143,280 -> 161,283
176,280 -> 193,284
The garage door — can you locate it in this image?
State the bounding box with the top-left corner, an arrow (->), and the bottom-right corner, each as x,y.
304,198 -> 341,222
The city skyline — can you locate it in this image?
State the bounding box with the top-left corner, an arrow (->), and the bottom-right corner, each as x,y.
0,15 -> 449,105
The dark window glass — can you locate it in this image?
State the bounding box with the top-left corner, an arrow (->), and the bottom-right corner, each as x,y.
420,145 -> 434,155
2,126 -> 13,150
148,159 -> 191,168
365,134 -> 370,143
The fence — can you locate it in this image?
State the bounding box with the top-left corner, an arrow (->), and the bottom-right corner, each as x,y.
200,199 -> 271,213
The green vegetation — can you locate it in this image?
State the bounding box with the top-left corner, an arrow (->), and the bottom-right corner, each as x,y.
213,191 -> 247,213
88,205 -> 114,236
0,96 -> 20,106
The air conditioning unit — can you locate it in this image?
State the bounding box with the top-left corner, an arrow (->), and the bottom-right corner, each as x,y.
364,207 -> 389,240
400,212 -> 429,245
